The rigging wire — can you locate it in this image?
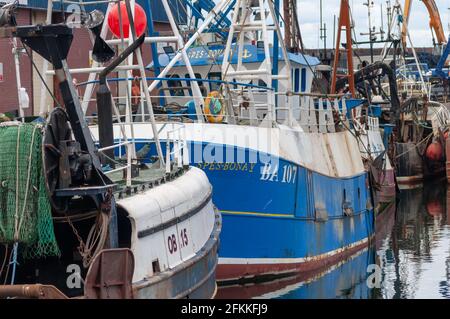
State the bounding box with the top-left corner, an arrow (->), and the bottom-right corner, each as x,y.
21,42 -> 63,110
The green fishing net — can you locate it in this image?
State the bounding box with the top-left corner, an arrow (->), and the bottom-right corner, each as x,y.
0,123 -> 60,259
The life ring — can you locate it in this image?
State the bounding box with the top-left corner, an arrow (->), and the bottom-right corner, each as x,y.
204,91 -> 225,123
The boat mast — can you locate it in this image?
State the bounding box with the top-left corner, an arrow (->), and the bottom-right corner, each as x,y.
283,0 -> 303,53
362,0 -> 375,64
331,0 -> 356,97
320,0 -> 327,59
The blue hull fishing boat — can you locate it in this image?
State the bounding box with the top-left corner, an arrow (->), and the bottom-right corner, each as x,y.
83,0 -> 375,282
119,122 -> 374,281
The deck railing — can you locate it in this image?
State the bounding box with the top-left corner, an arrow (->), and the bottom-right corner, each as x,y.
165,123 -> 190,174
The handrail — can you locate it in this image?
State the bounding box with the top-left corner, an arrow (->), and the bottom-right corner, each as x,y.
165,123 -> 189,173
76,76 -> 274,91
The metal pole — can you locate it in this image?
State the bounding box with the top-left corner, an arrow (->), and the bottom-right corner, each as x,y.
380,3 -> 384,41
123,0 -> 165,166
333,14 -> 336,52
272,0 -> 280,93
364,1 -> 374,64
320,0 -> 326,58
13,38 -> 24,120
38,0 -> 54,117
143,0 -> 165,109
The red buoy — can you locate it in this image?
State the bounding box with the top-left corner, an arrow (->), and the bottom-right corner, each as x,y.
426,201 -> 443,217
107,3 -> 147,39
425,141 -> 443,161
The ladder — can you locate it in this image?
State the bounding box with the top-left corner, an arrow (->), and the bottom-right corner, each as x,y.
221,0 -> 293,127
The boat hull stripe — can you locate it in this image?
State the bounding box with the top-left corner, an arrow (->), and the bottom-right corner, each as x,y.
218,237 -> 369,265
137,190 -> 213,239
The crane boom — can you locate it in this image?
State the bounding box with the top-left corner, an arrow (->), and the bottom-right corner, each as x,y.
402,0 -> 447,48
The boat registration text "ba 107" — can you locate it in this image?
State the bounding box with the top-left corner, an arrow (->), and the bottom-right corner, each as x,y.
261,163 -> 298,184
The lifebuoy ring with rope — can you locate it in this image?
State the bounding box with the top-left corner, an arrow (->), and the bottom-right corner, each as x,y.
204,91 -> 225,123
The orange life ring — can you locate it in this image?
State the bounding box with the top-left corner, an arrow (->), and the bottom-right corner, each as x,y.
204,91 -> 225,123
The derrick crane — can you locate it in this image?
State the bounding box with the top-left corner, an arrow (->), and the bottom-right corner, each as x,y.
432,35 -> 450,79
401,0 -> 447,49
283,0 -> 304,53
331,0 -> 356,97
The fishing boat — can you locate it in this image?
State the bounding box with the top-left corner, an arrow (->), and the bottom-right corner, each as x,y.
79,0 -> 375,282
393,92 -> 448,187
0,2 -> 220,299
385,1 -> 449,188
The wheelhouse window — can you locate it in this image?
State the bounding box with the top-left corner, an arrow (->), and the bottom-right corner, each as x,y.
208,72 -> 222,92
301,68 -> 307,92
168,75 -> 184,97
258,79 -> 267,87
294,68 -> 300,92
258,79 -> 267,92
185,73 -> 205,96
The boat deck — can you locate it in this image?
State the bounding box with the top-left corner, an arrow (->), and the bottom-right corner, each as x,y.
106,162 -> 187,198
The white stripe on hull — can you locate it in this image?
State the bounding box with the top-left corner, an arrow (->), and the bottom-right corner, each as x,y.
218,237 -> 369,265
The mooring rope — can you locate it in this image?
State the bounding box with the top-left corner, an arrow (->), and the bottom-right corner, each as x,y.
9,242 -> 18,285
394,132 -> 433,160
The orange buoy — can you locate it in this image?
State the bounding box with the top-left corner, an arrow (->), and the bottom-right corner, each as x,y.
426,200 -> 443,217
131,77 -> 141,106
425,141 -> 444,161
107,3 -> 147,39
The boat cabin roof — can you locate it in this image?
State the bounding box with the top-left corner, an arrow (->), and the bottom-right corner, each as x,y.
147,44 -> 321,69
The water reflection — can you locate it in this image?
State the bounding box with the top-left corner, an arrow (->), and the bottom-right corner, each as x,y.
216,248 -> 377,299
378,181 -> 450,299
216,181 -> 450,299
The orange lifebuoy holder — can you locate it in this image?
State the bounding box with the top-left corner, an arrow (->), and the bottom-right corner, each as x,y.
204,91 -> 225,123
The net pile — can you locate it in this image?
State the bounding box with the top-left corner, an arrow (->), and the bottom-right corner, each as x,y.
0,123 -> 60,259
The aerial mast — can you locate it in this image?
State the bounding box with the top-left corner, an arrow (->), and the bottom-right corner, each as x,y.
320,0 -> 327,59
362,0 -> 375,63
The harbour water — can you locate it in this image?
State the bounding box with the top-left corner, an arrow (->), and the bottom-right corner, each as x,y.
216,180 -> 450,299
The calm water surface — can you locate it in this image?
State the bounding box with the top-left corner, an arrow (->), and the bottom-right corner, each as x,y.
216,181 -> 450,299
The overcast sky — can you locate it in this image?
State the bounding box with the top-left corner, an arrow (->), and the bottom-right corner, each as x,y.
297,0 -> 450,49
